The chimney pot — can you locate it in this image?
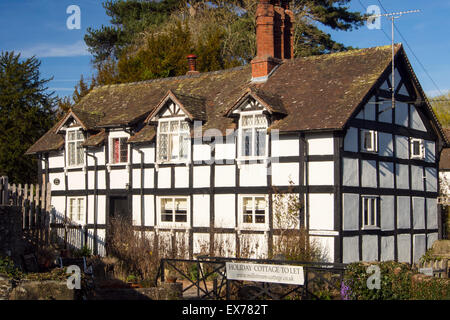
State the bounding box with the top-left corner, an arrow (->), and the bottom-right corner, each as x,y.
186,54 -> 199,75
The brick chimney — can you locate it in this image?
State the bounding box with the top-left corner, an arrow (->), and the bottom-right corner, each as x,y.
251,0 -> 294,81
186,54 -> 199,75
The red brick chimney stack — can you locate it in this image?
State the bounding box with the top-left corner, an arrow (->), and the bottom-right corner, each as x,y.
186,54 -> 199,75
251,0 -> 294,81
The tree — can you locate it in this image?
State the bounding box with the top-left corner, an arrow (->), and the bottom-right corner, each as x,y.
84,0 -> 185,64
0,51 -> 56,183
56,75 -> 98,118
86,0 -> 364,68
430,92 -> 450,127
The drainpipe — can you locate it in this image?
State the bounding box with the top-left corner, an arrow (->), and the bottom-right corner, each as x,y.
86,150 -> 98,255
135,146 -> 145,227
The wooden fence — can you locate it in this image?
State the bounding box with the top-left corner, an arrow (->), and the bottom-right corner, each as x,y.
0,176 -> 106,256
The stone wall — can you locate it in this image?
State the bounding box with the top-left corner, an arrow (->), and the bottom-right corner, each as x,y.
0,205 -> 31,265
0,275 -> 12,300
8,280 -> 77,300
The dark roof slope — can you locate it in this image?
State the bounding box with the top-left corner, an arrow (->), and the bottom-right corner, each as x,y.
263,44 -> 399,131
28,44 -> 446,154
26,119 -> 65,155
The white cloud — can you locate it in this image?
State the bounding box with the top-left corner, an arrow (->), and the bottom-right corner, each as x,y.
18,40 -> 89,58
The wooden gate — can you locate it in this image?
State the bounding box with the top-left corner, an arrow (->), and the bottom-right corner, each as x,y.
158,256 -> 346,300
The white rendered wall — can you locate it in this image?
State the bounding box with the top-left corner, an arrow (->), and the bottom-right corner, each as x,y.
308,193 -> 334,231
193,194 -> 210,227
214,194 -> 235,228
306,134 -> 334,155
308,161 -> 334,185
271,134 -> 299,157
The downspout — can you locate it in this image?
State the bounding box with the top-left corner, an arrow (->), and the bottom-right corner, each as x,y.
135,146 -> 145,227
86,150 -> 98,255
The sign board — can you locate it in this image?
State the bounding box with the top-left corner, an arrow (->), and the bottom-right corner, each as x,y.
418,268 -> 433,276
226,262 -> 304,285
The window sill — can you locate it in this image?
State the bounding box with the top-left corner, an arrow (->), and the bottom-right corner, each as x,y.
156,223 -> 189,230
236,157 -> 269,168
238,224 -> 269,232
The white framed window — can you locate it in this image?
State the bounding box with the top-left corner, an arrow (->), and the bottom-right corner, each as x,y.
110,137 -> 129,164
238,112 -> 268,159
362,196 -> 379,229
361,129 -> 378,153
66,128 -> 84,167
68,197 -> 84,223
158,196 -> 189,226
157,118 -> 190,163
239,195 -> 268,229
410,138 -> 425,159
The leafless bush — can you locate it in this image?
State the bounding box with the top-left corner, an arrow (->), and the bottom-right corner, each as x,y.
271,181 -> 328,262
107,217 -> 189,282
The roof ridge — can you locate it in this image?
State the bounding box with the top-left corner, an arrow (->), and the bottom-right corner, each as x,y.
91,65 -> 248,91
290,43 -> 402,63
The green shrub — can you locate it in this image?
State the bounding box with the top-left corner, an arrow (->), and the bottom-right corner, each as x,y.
0,256 -> 23,279
73,246 -> 92,258
344,261 -> 449,300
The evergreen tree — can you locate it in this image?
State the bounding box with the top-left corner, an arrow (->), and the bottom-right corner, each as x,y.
0,51 -> 56,183
85,0 -> 185,63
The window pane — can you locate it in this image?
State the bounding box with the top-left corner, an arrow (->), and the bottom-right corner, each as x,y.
120,138 -> 128,163
413,141 -> 420,155
68,131 -> 75,141
256,129 -> 266,156
180,134 -> 189,159
180,121 -> 189,132
161,198 -> 173,222
243,197 -> 253,223
160,122 -> 168,133
78,198 -> 84,221
364,198 -> 368,225
158,134 -> 168,161
254,114 -> 266,127
364,132 -> 372,150
255,214 -> 265,223
170,120 -> 179,132
170,134 -> 179,160
255,197 -> 266,223
242,115 -> 253,127
76,141 -> 84,165
174,198 -> 187,222
242,129 -> 252,157
370,198 -> 376,226
69,198 -> 75,220
76,131 -> 83,140
68,142 -> 75,166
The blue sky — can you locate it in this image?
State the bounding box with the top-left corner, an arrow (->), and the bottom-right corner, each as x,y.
1,0 -> 449,100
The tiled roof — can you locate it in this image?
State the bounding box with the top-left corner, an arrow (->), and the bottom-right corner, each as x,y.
27,44 -> 447,154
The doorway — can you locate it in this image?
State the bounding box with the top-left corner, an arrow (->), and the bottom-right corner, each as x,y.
106,196 -> 130,253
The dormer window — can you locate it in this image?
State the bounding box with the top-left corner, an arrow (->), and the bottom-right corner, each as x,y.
157,118 -> 190,163
66,128 -> 84,167
239,112 -> 268,159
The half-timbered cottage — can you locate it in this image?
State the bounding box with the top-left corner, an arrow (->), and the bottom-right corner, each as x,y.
26,0 -> 448,263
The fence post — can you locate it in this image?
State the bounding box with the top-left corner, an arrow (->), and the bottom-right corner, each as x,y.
11,183 -> 16,206
29,184 -> 34,232
1,177 -> 9,205
46,182 -> 51,245
24,184 -> 29,229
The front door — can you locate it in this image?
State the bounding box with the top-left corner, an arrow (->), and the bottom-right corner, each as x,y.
106,196 -> 130,253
